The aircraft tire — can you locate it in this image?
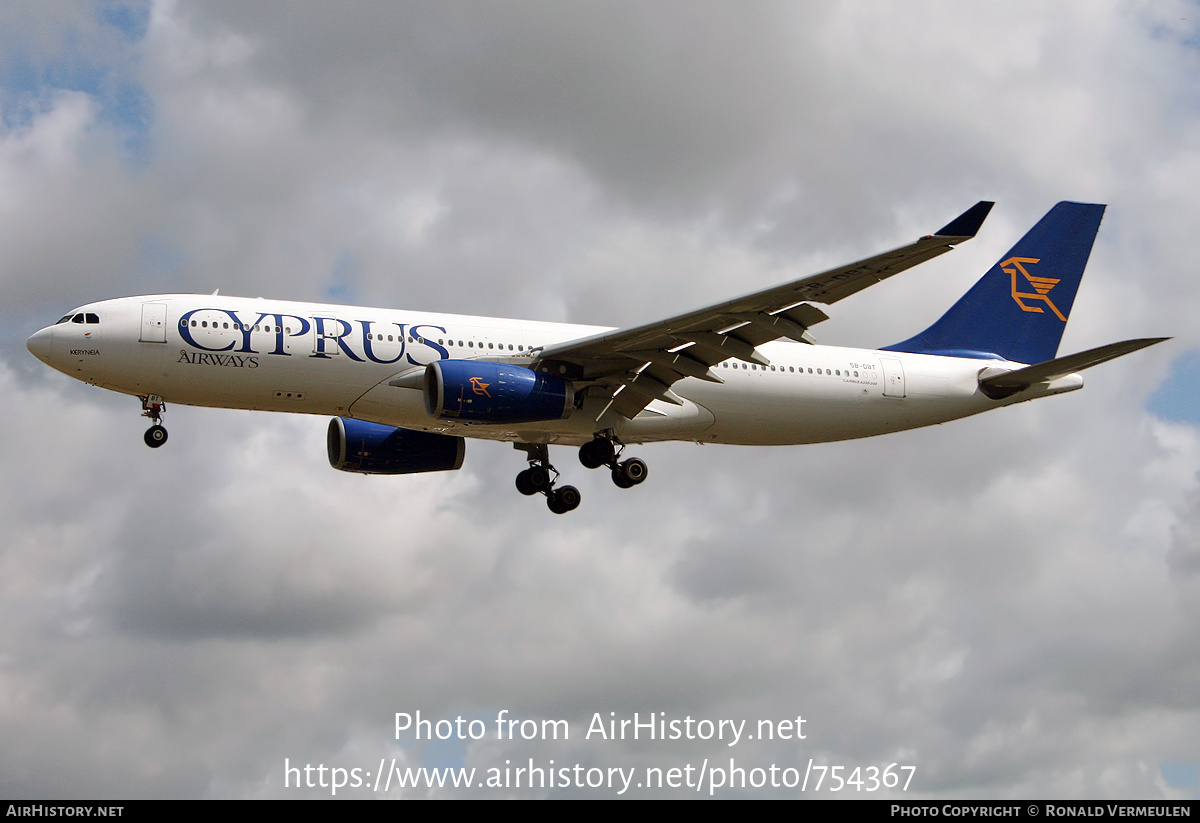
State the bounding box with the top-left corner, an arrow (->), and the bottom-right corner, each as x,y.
578,437 -> 614,469
526,465 -> 551,492
144,425 -> 168,448
619,457 -> 647,486
515,469 -> 539,496
547,485 -> 581,514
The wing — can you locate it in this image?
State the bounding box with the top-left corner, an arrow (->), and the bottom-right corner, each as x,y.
533,201 -> 995,420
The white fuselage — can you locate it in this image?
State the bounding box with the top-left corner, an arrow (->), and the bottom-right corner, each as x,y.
26,294 -> 1084,447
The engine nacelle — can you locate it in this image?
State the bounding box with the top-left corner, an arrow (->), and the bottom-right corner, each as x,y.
327,417 -> 465,475
424,360 -> 573,424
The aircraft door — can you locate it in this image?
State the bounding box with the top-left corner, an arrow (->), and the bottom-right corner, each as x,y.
139,302 -> 167,343
312,316 -> 343,357
880,357 -> 906,398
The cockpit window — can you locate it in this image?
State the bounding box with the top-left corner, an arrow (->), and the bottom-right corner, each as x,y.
60,312 -> 100,324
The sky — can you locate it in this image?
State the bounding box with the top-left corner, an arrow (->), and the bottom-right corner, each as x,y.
2,0 -> 1199,799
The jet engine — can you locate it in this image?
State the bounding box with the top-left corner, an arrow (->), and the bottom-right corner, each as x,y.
424,360 -> 573,424
327,417 -> 465,474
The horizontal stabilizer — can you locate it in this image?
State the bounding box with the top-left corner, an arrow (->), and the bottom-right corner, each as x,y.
980,337 -> 1169,390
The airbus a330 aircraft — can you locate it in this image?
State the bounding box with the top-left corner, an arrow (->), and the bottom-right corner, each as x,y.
27,201 -> 1165,513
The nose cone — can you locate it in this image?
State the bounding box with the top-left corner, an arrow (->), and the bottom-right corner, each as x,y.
26,326 -> 54,364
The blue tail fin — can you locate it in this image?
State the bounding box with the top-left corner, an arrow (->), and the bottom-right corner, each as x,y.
882,201 -> 1106,364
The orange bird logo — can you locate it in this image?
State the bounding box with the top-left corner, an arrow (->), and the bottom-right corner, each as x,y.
1004,256 -> 1066,321
469,376 -> 491,396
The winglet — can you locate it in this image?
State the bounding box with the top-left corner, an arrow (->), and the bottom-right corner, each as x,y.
934,201 -> 994,240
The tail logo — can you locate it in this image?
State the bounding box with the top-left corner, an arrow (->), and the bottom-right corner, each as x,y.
1004,256 -> 1066,321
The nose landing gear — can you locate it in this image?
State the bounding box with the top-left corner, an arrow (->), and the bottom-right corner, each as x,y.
141,395 -> 168,448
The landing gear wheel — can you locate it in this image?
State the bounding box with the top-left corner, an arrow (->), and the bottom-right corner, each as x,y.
144,425 -> 168,448
140,395 -> 167,447
579,437 -> 615,469
515,469 -> 538,496
621,457 -> 648,485
515,465 -> 552,496
526,465 -> 550,492
611,457 -> 647,488
547,485 -> 581,514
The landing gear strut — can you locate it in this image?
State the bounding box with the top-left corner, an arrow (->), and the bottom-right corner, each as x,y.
514,443 -> 581,514
141,395 -> 168,448
579,433 -> 648,490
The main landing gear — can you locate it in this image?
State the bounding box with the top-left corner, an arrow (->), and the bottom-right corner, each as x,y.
513,433 -> 649,515
579,433 -> 648,490
514,443 -> 581,514
141,395 -> 168,448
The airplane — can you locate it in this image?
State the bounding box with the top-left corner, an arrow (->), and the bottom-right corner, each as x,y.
26,200 -> 1167,514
